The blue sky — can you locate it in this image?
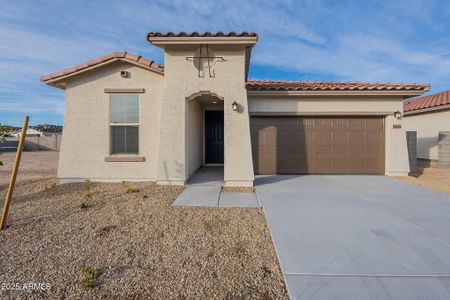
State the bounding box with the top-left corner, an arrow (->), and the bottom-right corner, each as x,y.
1,0 -> 450,126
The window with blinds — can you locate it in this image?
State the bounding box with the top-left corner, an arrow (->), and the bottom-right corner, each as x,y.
110,94 -> 139,154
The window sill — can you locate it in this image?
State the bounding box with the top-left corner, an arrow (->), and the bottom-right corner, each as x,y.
105,156 -> 145,162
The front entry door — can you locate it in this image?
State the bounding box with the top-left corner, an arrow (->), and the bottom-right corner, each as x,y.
205,110 -> 224,164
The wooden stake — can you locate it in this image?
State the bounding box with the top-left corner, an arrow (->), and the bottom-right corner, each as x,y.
1,116 -> 29,231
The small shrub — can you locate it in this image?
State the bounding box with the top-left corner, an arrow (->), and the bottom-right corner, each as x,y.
80,202 -> 89,209
84,191 -> 93,199
84,179 -> 93,189
44,182 -> 57,192
126,187 -> 139,194
262,265 -> 272,278
260,290 -> 272,300
81,267 -> 102,290
233,241 -> 247,256
142,194 -> 148,199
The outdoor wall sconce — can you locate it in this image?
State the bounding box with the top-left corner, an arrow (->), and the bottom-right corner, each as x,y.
232,101 -> 239,111
394,110 -> 402,119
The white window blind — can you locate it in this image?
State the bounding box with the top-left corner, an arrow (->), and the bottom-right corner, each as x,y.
110,94 -> 139,154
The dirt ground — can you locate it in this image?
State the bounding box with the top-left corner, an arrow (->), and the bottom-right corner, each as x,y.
397,166 -> 450,195
0,179 -> 288,299
0,151 -> 59,187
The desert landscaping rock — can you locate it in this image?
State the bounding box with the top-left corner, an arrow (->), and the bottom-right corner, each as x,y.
222,186 -> 255,193
0,179 -> 288,299
397,166 -> 450,195
0,151 -> 58,187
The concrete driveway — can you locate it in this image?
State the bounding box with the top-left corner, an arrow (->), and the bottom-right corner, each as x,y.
256,175 -> 450,300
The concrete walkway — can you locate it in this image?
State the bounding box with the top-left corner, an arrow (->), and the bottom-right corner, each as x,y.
172,167 -> 260,207
256,175 -> 450,300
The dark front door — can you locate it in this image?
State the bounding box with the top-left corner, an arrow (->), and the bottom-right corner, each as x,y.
205,110 -> 224,164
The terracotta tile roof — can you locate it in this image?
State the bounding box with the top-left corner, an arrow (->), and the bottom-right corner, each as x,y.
246,80 -> 430,92
41,51 -> 164,83
404,90 -> 450,112
147,31 -> 258,39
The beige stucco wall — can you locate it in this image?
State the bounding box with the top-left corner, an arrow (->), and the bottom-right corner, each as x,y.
157,44 -> 254,186
187,99 -> 203,177
404,109 -> 450,160
58,61 -> 163,182
248,95 -> 411,176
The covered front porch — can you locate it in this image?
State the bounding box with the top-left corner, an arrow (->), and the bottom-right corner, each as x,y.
173,167 -> 259,207
186,91 -> 225,182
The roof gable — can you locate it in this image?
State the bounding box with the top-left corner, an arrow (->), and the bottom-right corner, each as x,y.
41,51 -> 164,87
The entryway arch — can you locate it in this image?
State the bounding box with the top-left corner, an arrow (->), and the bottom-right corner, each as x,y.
185,91 -> 224,181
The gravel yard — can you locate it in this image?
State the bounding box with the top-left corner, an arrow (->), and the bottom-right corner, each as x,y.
0,179 -> 288,299
0,151 -> 59,187
397,166 -> 450,195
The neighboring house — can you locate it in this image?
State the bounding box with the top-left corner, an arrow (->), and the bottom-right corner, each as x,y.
12,128 -> 43,138
404,90 -> 450,164
32,124 -> 63,134
8,125 -> 63,151
41,32 -> 429,186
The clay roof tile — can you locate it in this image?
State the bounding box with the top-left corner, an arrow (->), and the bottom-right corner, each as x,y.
245,80 -> 429,93
404,90 -> 450,112
41,51 -> 163,83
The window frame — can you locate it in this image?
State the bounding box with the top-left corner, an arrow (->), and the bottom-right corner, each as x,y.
108,93 -> 140,155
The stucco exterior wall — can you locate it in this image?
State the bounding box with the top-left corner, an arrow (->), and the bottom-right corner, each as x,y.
187,100 -> 203,177
404,109 -> 450,160
248,95 -> 410,176
157,44 -> 254,186
58,61 -> 163,182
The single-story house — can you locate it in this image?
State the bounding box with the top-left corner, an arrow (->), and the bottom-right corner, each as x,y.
41,32 -> 429,187
404,90 -> 450,165
11,128 -> 43,138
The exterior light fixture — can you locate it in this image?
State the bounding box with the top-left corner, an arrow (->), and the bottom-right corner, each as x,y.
232,101 -> 238,111
212,101 -> 217,104
394,110 -> 402,119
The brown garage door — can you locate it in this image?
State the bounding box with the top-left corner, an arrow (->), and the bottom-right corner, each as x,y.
251,116 -> 384,174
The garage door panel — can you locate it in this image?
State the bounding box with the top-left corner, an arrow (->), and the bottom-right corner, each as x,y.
251,116 -> 384,174
367,146 -> 381,157
349,146 -> 365,157
259,128 -> 278,147
333,131 -> 347,144
365,117 -> 383,127
317,146 -> 332,156
367,162 -> 381,173
333,161 -> 348,173
348,118 -> 366,127
366,132 -> 383,144
251,117 -> 268,126
316,131 -> 332,143
348,131 -> 365,144
334,146 -> 346,157
318,161 -> 332,172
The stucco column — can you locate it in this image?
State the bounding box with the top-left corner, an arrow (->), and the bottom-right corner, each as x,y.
224,92 -> 255,187
385,115 -> 410,176
156,87 -> 187,185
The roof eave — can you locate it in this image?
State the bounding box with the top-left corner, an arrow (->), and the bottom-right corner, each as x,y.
404,103 -> 450,116
41,58 -> 164,88
247,90 -> 428,97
